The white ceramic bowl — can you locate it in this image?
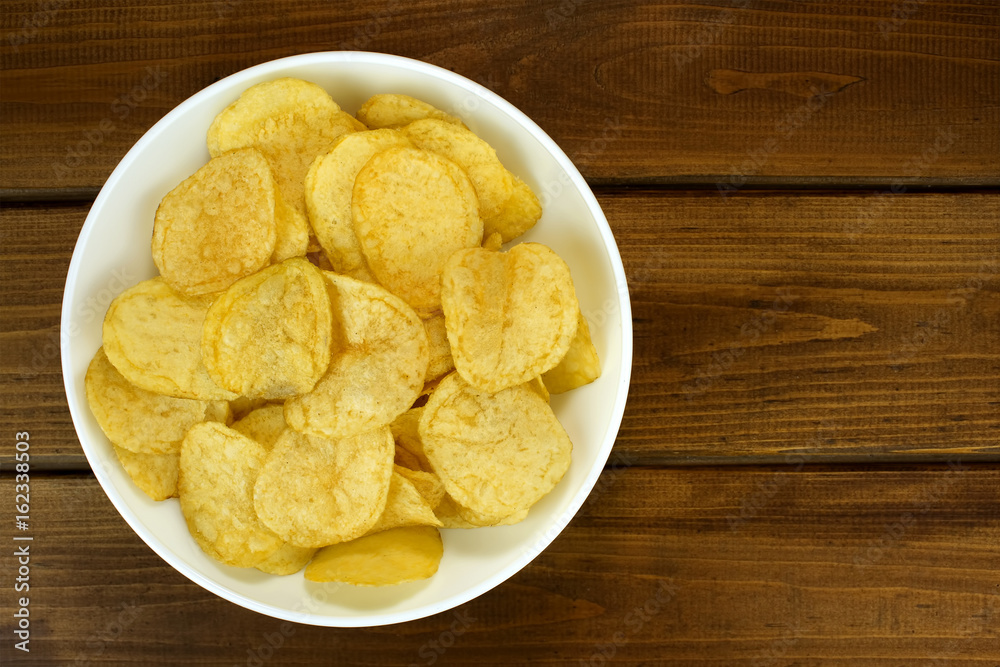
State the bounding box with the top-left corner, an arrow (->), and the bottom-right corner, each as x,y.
62,52 -> 632,627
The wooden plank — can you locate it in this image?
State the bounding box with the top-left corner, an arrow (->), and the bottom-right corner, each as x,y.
1,0 -> 997,190
1,468 -> 997,665
2,192 -> 998,469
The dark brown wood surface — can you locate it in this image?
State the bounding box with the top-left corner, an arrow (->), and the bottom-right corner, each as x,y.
1,0 -> 998,665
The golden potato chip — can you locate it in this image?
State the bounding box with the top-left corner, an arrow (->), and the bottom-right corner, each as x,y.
304,526 -> 443,586
434,495 -> 527,529
394,444 -> 423,472
179,422 -> 284,567
352,146 -> 483,312
367,470 -> 442,534
441,243 -> 579,392
305,129 -> 412,279
152,148 -> 277,296
207,78 -> 360,239
272,188 -> 310,262
421,312 -> 454,383
231,404 -> 287,450
253,427 -> 394,548
527,376 -> 550,403
542,311 -> 601,393
112,444 -> 179,501
102,277 -> 237,401
356,94 -> 464,130
202,257 -> 333,399
85,347 -> 228,455
395,465 -> 445,510
482,231 -> 503,252
483,174 -> 542,242
390,407 -> 431,472
420,373 -> 572,519
254,542 -> 317,576
284,273 -> 428,438
401,118 -> 513,219
228,396 -> 271,422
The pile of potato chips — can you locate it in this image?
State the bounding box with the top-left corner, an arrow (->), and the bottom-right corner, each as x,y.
85,78 -> 601,587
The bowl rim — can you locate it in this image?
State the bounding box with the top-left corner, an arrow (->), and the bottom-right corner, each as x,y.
61,50 -> 633,627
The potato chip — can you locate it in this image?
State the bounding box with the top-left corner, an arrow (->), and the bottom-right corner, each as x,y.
542,311 -> 601,393
390,407 -> 431,472
356,94 -> 464,130
207,78 -> 361,255
304,526 -> 443,586
394,444 -> 423,472
231,404 -> 287,450
228,396 -> 272,422
483,174 -> 542,242
103,277 -> 237,401
284,272 -> 428,438
152,148 -> 277,296
482,231 -> 503,252
420,373 -> 572,519
527,376 -> 550,403
434,495 -> 527,529
179,422 -> 284,567
441,243 -> 579,392
401,119 -> 513,220
395,465 -> 446,510
272,188 -> 310,262
305,129 -> 412,280
202,257 -> 333,399
112,445 -> 179,501
421,312 -> 454,383
253,427 -> 393,548
352,146 -> 483,312
85,347 -> 229,455
254,542 -> 317,576
367,470 -> 442,534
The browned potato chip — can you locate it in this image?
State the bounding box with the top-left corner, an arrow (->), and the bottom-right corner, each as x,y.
103,277 -> 237,401
401,119 -> 513,219
202,257 -> 333,399
542,311 -> 601,393
352,146 -> 483,312
367,470 -> 442,534
179,422 -> 284,567
395,465 -> 446,510
441,243 -> 579,392
305,129 -> 412,279
253,427 -> 394,548
254,542 -> 317,576
421,312 -> 454,383
152,148 -> 277,296
86,347 -> 228,455
420,373 -> 572,520
304,526 -> 443,586
483,174 -> 542,243
228,396 -> 272,422
394,444 -> 423,472
112,444 -> 179,501
231,404 -> 287,450
207,78 -> 360,255
357,94 -> 464,130
284,273 -> 428,438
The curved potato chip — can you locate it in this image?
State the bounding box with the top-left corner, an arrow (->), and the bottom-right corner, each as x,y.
179,422 -> 284,567
482,231 -> 503,252
231,404 -> 287,450
402,118 -> 513,219
483,174 -> 542,242
112,445 -> 179,501
421,312 -> 454,383
395,465 -> 445,510
272,187 -> 310,262
390,407 -> 431,472
284,273 -> 428,438
85,347 -> 228,455
420,373 -> 572,519
434,495 -> 527,529
352,146 -> 483,312
202,257 -> 333,399
527,376 -> 550,403
305,129 -> 411,278
152,148 -> 277,296
253,427 -> 394,548
254,542 -> 317,576
441,243 -> 579,392
542,311 -> 601,393
304,526 -> 442,586
367,470 -> 442,534
228,396 -> 272,422
103,277 -> 237,400
357,94 -> 464,130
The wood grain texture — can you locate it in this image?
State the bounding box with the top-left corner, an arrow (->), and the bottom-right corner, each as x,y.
0,469 -> 996,666
1,0 -> 998,191
3,192 -> 998,469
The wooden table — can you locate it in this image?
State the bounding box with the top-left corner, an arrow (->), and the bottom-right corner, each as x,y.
2,1 -> 998,665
